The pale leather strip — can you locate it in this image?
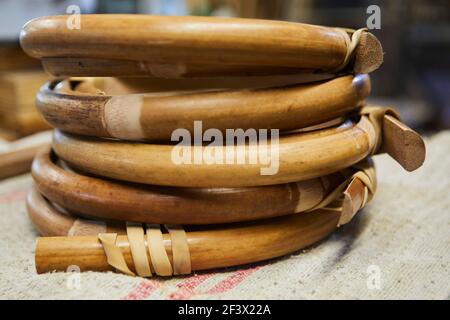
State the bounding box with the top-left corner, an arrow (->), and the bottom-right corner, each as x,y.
294,179 -> 324,213
360,106 -> 401,154
334,28 -> 367,71
340,178 -> 366,225
104,95 -> 145,140
356,115 -> 377,153
98,233 -> 135,276
126,222 -> 152,277
338,161 -> 376,226
306,159 -> 377,225
146,224 -> 173,277
164,225 -> 191,275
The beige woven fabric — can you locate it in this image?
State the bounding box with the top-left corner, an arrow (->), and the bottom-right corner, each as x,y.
0,132 -> 449,300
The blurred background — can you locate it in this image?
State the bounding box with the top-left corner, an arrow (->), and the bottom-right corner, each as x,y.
0,0 -> 449,142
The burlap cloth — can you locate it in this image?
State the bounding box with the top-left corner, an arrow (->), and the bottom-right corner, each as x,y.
0,132 -> 449,300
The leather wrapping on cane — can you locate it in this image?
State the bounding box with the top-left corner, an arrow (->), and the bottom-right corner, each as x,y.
98,224 -> 191,278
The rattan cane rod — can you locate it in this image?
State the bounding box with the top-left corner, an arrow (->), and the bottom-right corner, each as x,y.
27,187 -> 124,236
52,113 -> 380,188
20,15 -> 383,78
54,74 -> 337,95
31,150 -> 352,224
30,160 -> 375,275
37,74 -> 370,141
35,208 -> 342,274
31,159 -> 374,277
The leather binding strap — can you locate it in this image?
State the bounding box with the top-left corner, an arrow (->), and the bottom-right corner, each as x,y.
98,233 -> 135,276
164,225 -> 192,275
309,159 -> 377,226
146,224 -> 173,276
360,106 -> 400,154
126,222 -> 151,277
334,28 -> 368,72
98,224 -> 191,277
340,161 -> 376,225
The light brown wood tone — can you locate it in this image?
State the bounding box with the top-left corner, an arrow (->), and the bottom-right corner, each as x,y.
20,15 -> 383,78
51,106 -> 427,187
0,44 -> 40,71
40,57 -> 320,78
382,115 -> 426,172
71,74 -> 338,94
37,75 -> 370,141
35,209 -> 341,274
0,144 -> 49,180
0,128 -> 19,142
52,116 -> 375,188
0,146 -> 42,179
353,29 -> 384,74
341,178 -> 366,225
32,150 -> 347,224
5,112 -> 51,137
27,187 -> 125,236
0,70 -> 51,135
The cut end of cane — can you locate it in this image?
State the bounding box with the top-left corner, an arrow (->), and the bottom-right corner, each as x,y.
339,178 -> 365,226
35,237 -> 46,274
354,32 -> 384,74
382,115 -> 426,172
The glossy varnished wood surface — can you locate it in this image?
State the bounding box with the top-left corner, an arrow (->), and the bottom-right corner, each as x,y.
0,144 -> 46,179
52,116 -> 375,188
37,75 -> 370,141
27,187 -> 125,236
382,115 -> 426,172
35,208 -> 341,274
0,132 -> 51,180
32,150 -> 344,224
20,15 -> 382,77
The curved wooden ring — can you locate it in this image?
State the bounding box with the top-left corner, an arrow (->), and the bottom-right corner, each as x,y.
31,149 -> 352,224
41,57 -> 329,78
37,74 -> 370,141
46,74 -> 339,94
26,187 -> 125,236
34,204 -> 342,274
20,15 -> 383,78
52,113 -> 379,188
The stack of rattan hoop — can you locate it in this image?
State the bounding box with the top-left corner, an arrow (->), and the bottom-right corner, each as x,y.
20,15 -> 425,277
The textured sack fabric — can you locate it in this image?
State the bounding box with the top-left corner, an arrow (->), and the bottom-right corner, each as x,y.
0,132 -> 449,300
